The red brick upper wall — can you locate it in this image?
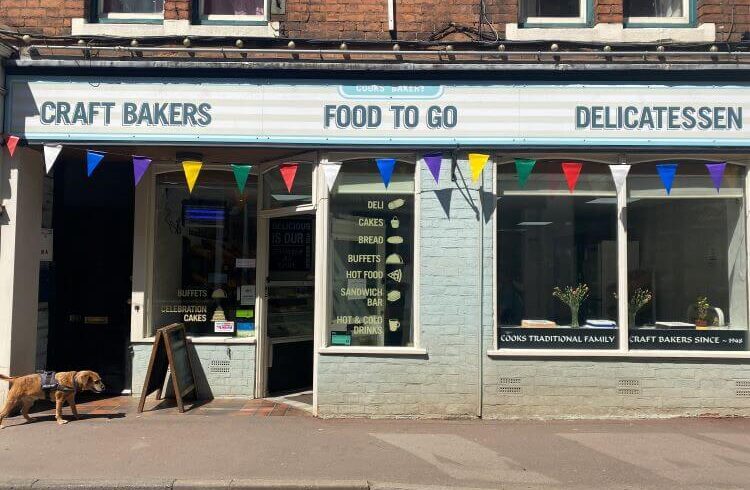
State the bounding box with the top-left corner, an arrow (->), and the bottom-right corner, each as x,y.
0,0 -> 745,42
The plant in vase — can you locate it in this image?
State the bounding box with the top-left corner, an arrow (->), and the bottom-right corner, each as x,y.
693,296 -> 710,328
628,288 -> 652,328
552,283 -> 589,328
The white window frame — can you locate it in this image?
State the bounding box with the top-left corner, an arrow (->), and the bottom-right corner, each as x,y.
200,0 -> 268,22
98,0 -> 164,20
318,152 -> 425,356
521,0 -> 588,25
489,153 -> 750,359
625,0 -> 691,25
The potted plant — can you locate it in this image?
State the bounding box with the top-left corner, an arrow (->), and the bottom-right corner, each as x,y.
628,288 -> 652,329
552,283 -> 589,328
694,296 -> 710,328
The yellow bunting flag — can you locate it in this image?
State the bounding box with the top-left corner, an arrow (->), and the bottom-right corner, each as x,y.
468,153 -> 490,183
182,160 -> 203,193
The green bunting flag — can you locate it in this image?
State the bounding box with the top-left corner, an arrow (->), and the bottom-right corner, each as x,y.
231,164 -> 252,193
515,158 -> 536,188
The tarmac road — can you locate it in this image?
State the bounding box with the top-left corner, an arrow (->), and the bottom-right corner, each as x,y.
0,411 -> 749,489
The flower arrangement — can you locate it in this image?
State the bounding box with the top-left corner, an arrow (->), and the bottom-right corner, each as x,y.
552,283 -> 589,328
694,296 -> 710,326
626,288 -> 652,328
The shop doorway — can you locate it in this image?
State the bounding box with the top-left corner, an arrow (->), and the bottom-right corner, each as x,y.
47,157 -> 134,394
263,213 -> 315,396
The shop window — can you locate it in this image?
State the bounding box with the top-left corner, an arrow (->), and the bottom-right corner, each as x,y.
327,159 -> 415,347
200,0 -> 266,20
262,163 -> 313,210
627,162 -> 748,351
151,168 -> 258,337
497,161 -> 619,350
624,0 -> 692,25
99,0 -> 164,19
519,0 -> 588,25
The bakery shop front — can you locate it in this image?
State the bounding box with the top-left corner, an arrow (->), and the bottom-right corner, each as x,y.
4,72 -> 750,418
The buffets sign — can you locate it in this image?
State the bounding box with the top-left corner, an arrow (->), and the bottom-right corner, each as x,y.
6,77 -> 750,146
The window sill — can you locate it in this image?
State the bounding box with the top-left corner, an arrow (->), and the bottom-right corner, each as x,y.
96,18 -> 164,25
505,22 -> 715,43
487,349 -> 750,359
72,18 -> 279,37
132,336 -> 256,345
320,346 -> 427,356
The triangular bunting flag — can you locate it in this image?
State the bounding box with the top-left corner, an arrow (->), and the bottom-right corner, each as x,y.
561,162 -> 583,193
424,153 -> 442,183
86,150 -> 105,177
43,144 -> 62,174
609,164 -> 630,194
515,158 -> 536,188
182,160 -> 203,193
706,162 -> 727,192
322,162 -> 342,192
132,156 -> 152,186
5,135 -> 20,157
279,163 -> 299,192
656,163 -> 678,195
468,153 -> 489,183
231,164 -> 252,193
376,158 -> 397,188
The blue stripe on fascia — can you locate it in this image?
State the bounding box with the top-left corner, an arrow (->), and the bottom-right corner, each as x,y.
18,133 -> 750,147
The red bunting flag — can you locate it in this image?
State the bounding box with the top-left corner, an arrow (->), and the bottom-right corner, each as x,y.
5,135 -> 20,157
562,162 -> 583,193
279,163 -> 299,192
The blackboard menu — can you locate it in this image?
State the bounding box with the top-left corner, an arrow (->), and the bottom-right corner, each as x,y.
270,218 -> 313,272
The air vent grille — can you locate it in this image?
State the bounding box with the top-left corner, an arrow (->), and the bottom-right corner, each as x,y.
498,377 -> 523,395
735,380 -> 750,397
497,386 -> 522,395
209,359 -> 231,374
617,379 -> 640,395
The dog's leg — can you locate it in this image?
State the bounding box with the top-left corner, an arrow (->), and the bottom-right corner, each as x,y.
21,400 -> 34,423
0,398 -> 18,429
54,393 -> 67,425
67,394 -> 79,420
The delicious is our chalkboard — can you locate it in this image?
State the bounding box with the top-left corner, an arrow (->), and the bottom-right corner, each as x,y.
137,323 -> 197,413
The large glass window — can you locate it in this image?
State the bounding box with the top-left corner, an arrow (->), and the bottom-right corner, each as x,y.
327,159 -> 415,347
202,0 -> 265,19
627,162 -> 748,351
497,161 -> 619,349
624,0 -> 690,23
519,0 -> 586,24
101,0 -> 163,17
152,168 -> 258,337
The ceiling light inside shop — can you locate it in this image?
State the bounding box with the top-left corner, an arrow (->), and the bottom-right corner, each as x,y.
272,194 -> 312,202
516,221 -> 552,226
586,198 -> 641,204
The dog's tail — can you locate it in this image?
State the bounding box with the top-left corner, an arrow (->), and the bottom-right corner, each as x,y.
0,374 -> 13,383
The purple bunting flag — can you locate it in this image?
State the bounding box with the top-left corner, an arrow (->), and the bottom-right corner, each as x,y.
705,162 -> 727,193
424,153 -> 442,183
132,156 -> 152,186
656,163 -> 678,195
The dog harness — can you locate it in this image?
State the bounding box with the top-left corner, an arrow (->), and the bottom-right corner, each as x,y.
38,371 -> 77,401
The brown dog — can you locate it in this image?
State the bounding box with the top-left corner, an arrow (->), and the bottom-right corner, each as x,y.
0,371 -> 105,427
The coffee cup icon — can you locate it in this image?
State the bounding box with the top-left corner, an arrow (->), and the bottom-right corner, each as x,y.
388,319 -> 401,332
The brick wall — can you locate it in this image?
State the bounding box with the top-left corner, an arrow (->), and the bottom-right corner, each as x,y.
1,0 -> 744,42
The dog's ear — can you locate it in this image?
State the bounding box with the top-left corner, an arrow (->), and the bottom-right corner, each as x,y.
78,371 -> 93,389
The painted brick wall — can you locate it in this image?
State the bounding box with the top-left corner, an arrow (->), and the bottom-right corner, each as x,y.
316,155 -> 485,418
131,342 -> 255,398
0,0 -> 743,41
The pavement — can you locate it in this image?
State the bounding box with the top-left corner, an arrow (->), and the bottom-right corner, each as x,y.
1,396 -> 750,489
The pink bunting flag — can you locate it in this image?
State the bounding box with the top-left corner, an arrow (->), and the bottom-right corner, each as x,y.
705,162 -> 727,192
5,135 -> 20,157
279,163 -> 299,192
561,162 -> 583,193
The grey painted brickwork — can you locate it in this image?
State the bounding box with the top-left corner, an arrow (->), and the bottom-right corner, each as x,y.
131,342 -> 255,398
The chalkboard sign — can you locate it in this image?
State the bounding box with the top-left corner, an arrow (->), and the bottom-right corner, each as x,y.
269,218 -> 313,272
137,323 -> 197,413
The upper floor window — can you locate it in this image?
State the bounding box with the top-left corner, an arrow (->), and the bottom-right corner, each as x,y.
202,0 -> 266,20
100,0 -> 163,19
625,0 -> 691,25
519,0 -> 588,25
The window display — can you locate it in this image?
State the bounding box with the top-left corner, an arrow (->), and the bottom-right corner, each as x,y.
152,168 -> 258,337
497,161 -> 619,349
627,162 -> 748,350
327,159 -> 415,347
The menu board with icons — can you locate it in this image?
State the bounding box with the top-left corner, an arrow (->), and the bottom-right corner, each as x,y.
331,194 -> 413,346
